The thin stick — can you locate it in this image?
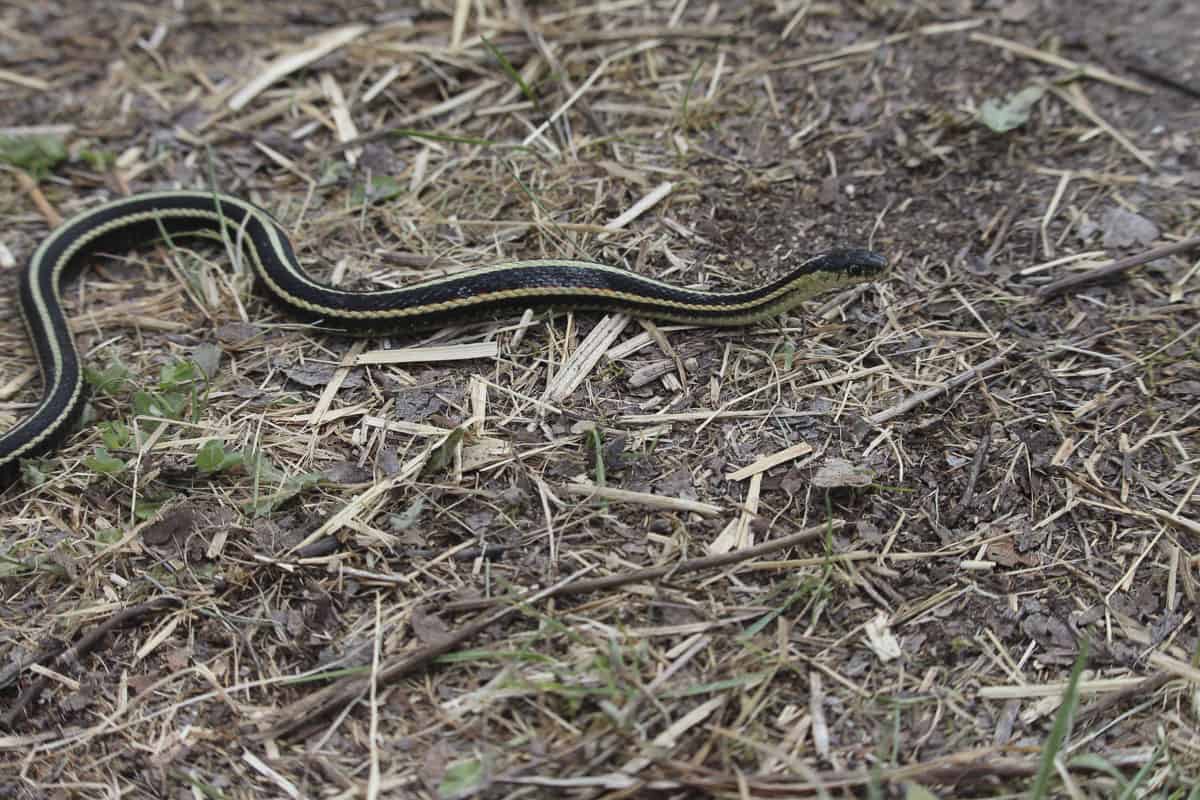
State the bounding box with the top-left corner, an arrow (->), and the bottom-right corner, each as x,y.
946,428 -> 991,526
1036,236 -> 1200,298
968,32 -> 1153,94
867,351 -> 1013,426
561,483 -> 722,517
14,170 -> 62,226
1125,60 -> 1200,100
2,597 -> 182,728
1074,673 -> 1173,726
441,521 -> 841,614
255,521 -> 840,740
254,565 -> 598,741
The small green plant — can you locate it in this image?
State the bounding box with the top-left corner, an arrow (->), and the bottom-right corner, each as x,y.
75,354 -> 325,514
351,174 -> 404,205
131,389 -> 189,431
84,361 -> 132,395
195,440 -> 243,474
423,428 -> 466,476
133,494 -> 174,521
20,460 -> 48,486
0,134 -> 67,177
93,527 -> 123,545
240,447 -> 323,515
98,420 -> 131,450
773,338 -> 797,371
77,147 -> 115,171
130,358 -> 208,434
76,357 -> 207,482
84,446 -> 126,477
438,757 -> 488,798
588,427 -> 606,487
158,359 -> 200,390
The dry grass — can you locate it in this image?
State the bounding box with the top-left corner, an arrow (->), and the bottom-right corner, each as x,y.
1,1 -> 1198,797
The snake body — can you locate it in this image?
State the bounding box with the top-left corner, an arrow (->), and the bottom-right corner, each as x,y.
1,190 -> 887,486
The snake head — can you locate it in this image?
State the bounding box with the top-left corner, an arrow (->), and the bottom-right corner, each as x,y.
807,249 -> 889,280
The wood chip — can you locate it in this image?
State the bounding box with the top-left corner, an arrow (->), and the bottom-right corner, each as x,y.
320,73 -> 361,165
228,24 -> 369,111
545,314 -> 631,402
727,442 -> 814,481
603,181 -> 675,233
353,342 -> 498,366
0,67 -> 49,90
562,483 -> 722,517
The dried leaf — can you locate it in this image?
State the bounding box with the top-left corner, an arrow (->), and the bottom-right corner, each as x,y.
812,458 -> 874,488
864,611 -> 902,662
979,85 -> 1044,132
1100,206 -> 1159,248
411,607 -> 452,645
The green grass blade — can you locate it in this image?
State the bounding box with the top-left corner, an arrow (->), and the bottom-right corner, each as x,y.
1030,638 -> 1089,799
482,35 -> 537,108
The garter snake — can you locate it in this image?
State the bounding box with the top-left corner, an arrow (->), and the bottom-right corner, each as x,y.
0,189 -> 887,486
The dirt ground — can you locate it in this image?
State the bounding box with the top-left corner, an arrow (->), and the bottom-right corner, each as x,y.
1,1 -> 1198,797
